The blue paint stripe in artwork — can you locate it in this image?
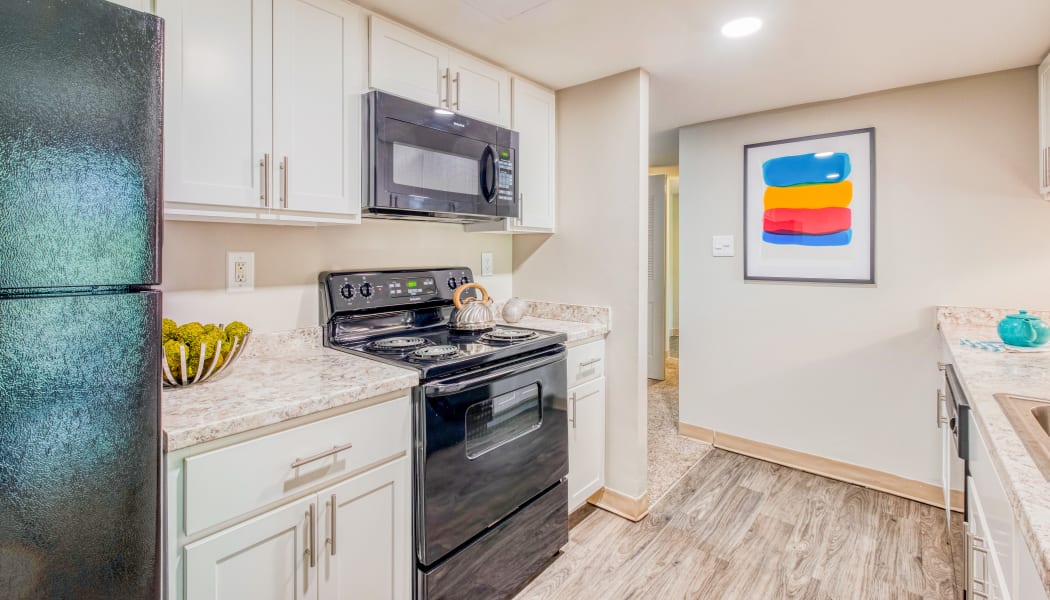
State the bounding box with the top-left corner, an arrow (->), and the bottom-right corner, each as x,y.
762,229 -> 853,247
762,152 -> 852,187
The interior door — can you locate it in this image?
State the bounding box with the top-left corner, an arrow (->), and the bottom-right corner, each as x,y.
184,495 -> 316,600
449,51 -> 511,126
368,16 -> 448,107
511,78 -> 556,230
648,175 -> 668,380
319,458 -> 410,600
273,0 -> 363,215
157,0 -> 273,208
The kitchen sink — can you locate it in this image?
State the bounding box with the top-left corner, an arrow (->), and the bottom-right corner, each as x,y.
995,394 -> 1050,480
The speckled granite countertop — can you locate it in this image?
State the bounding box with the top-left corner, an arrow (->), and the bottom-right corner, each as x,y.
162,329 -> 418,452
503,315 -> 608,343
938,307 -> 1050,593
162,303 -> 609,452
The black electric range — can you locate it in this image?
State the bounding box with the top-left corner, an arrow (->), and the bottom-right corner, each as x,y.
318,267 -> 570,600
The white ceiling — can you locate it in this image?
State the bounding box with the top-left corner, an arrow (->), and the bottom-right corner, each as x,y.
355,0 -> 1050,166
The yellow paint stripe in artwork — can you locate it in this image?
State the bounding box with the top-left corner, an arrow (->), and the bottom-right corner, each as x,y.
763,181 -> 853,210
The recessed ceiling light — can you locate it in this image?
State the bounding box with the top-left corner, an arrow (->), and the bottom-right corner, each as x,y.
721,17 -> 762,38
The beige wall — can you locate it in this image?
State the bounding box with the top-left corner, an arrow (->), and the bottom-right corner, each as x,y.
514,69 -> 650,500
678,67 -> 1048,485
162,220 -> 513,332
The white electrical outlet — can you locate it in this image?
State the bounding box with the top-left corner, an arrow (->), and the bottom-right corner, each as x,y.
481,252 -> 494,276
227,251 -> 255,292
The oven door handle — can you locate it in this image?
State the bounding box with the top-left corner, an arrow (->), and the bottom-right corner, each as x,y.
424,349 -> 566,397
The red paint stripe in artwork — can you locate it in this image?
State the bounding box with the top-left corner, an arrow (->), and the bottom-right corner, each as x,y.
762,207 -> 852,236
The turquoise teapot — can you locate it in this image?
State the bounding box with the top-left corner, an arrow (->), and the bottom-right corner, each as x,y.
998,310 -> 1050,347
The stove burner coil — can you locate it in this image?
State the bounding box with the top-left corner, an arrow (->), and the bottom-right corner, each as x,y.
480,328 -> 539,343
366,337 -> 429,353
408,345 -> 462,361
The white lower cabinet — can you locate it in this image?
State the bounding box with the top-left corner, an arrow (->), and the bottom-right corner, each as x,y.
967,411 -> 1050,600
568,376 -> 605,510
319,459 -> 410,600
185,495 -> 316,600
169,394 -> 412,600
565,339 -> 606,511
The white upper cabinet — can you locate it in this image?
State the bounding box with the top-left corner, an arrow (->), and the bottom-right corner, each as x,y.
512,77 -> 556,230
368,17 -> 510,126
158,0 -> 363,223
273,0 -> 364,216
465,76 -> 556,234
448,51 -> 511,126
1039,52 -> 1049,199
368,16 -> 448,108
158,0 -> 272,210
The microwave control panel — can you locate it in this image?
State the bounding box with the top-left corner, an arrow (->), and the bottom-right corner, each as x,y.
496,150 -> 515,203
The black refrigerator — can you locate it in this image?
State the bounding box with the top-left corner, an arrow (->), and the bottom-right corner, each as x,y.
0,1 -> 163,598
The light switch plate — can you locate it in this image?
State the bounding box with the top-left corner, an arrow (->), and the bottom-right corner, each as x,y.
712,235 -> 735,257
227,251 -> 255,292
480,252 -> 494,276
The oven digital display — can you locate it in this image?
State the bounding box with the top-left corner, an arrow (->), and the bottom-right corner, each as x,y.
407,281 -> 418,288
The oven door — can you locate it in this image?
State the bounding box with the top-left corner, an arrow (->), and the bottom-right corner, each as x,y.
416,347 -> 568,566
375,116 -> 503,219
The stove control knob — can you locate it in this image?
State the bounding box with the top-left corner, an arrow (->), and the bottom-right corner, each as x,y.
460,276 -> 471,286
360,282 -> 373,298
447,277 -> 458,290
339,283 -> 355,299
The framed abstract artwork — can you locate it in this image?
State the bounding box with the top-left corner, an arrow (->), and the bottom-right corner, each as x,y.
744,128 -> 875,283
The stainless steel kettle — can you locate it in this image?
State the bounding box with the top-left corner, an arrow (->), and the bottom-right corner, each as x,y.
448,282 -> 496,332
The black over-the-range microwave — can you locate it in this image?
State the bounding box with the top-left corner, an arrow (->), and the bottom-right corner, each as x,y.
362,90 -> 520,223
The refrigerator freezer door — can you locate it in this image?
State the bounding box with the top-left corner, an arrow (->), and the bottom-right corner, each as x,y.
0,0 -> 163,291
0,291 -> 161,599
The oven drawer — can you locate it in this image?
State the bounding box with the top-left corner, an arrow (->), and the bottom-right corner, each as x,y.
567,339 -> 604,388
183,395 -> 410,536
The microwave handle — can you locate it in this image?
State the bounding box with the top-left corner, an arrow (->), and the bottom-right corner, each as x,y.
480,145 -> 497,203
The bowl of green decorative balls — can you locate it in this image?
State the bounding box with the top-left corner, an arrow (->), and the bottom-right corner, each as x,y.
162,319 -> 251,387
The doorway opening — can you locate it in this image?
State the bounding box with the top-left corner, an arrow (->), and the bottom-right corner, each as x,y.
646,169 -> 708,506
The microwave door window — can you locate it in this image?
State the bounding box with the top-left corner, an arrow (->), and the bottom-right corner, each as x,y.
392,143 -> 479,196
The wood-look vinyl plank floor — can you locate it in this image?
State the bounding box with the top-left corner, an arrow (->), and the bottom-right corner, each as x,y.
515,449 -> 959,600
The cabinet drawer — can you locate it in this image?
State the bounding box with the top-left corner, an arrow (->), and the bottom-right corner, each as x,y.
184,395 -> 410,536
567,339 -> 604,388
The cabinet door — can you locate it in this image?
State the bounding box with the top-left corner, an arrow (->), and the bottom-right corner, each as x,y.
318,458 -> 411,600
449,51 -> 511,126
568,377 -> 605,511
185,495 -> 317,600
272,0 -> 364,216
157,0 -> 273,208
1039,53 -> 1049,197
512,78 -> 556,231
369,16 -> 448,107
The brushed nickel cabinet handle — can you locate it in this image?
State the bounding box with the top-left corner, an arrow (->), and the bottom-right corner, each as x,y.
936,391 -> 946,428
291,442 -> 353,469
442,67 -> 450,108
579,357 -> 602,368
328,494 -> 337,556
307,503 -> 317,568
280,156 -> 289,209
260,153 -> 271,207
569,392 -> 576,428
453,72 -> 461,110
